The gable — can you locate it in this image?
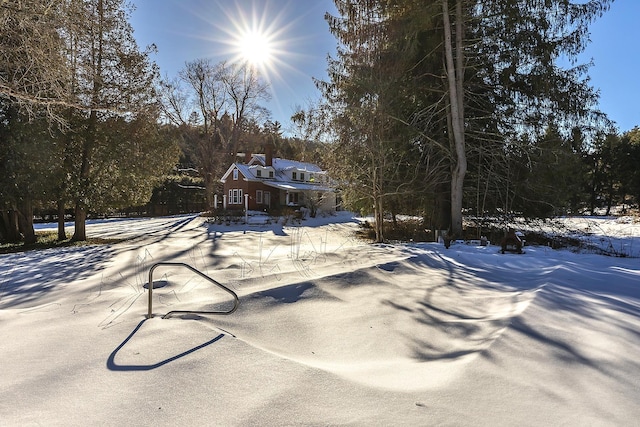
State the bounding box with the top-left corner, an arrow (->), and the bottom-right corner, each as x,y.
222,156 -> 334,193
220,164 -> 250,183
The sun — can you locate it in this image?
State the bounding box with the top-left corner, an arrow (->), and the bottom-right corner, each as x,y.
237,29 -> 274,66
200,1 -> 308,109
214,2 -> 294,76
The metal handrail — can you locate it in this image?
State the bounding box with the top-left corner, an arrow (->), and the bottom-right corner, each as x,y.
147,262 -> 239,319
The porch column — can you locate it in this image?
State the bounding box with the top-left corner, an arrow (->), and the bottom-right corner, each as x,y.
223,194 -> 227,209
214,194 -> 218,210
244,193 -> 249,223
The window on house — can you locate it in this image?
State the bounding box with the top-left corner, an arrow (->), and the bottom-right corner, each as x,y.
256,169 -> 262,177
256,190 -> 263,204
269,170 -> 274,178
300,172 -> 305,181
292,171 -> 297,181
233,169 -> 238,180
228,188 -> 243,204
289,192 -> 299,204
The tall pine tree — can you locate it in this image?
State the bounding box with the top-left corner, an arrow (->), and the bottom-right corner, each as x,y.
322,0 -> 612,239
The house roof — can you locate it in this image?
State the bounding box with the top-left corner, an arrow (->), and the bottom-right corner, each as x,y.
219,163 -> 255,182
262,181 -> 334,192
249,155 -> 324,173
220,156 -> 334,193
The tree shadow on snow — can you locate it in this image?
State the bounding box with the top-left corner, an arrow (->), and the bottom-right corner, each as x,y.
380,245 -> 640,372
0,245 -> 115,309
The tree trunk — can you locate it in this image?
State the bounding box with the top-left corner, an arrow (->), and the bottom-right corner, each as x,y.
1,210 -> 21,243
372,164 -> 385,243
442,0 -> 466,238
450,164 -> 466,235
17,198 -> 36,244
57,199 -> 67,241
374,195 -> 384,243
605,180 -> 614,216
72,203 -> 87,241
205,172 -> 215,211
434,182 -> 451,232
71,0 -> 103,242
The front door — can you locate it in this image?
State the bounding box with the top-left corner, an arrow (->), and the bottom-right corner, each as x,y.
264,191 -> 271,208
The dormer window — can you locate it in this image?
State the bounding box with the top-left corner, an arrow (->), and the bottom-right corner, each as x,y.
233,169 -> 238,180
300,172 -> 305,181
269,170 -> 274,178
257,169 -> 262,178
292,171 -> 297,180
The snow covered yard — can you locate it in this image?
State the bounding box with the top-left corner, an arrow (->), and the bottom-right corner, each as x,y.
1,213 -> 639,426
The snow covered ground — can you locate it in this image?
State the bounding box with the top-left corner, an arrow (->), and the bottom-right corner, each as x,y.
1,212 -> 639,426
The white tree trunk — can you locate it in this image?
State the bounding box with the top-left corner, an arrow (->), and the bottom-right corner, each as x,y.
442,0 -> 467,237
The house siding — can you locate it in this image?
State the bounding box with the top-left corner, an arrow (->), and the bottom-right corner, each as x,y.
246,181 -> 281,211
220,157 -> 335,214
223,167 -> 249,209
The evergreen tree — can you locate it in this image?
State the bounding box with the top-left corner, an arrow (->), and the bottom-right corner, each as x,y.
61,0 -> 175,241
0,1 -> 67,242
321,0 -> 433,242
511,125 -> 586,216
617,127 -> 640,209
586,132 -> 621,215
322,0 -> 612,239
0,107 -> 59,243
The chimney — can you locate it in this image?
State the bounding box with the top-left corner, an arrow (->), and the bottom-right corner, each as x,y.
265,142 -> 273,167
244,152 -> 251,163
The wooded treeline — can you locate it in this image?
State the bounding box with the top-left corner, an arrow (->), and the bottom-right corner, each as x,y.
300,0 -> 635,243
1,0 -> 179,243
2,0 -> 639,246
0,0 -> 318,244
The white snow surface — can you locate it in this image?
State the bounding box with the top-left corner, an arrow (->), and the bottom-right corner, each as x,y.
2,212 -> 640,426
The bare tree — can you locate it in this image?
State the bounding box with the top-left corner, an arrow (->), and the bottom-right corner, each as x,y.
178,59 -> 229,209
222,62 -> 271,162
0,0 -> 70,123
157,76 -> 191,127
158,60 -> 271,210
179,59 -> 227,134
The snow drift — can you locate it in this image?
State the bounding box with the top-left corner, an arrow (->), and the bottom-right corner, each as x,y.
1,213 -> 639,426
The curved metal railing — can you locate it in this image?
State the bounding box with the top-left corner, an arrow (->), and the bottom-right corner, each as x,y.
147,262 -> 239,319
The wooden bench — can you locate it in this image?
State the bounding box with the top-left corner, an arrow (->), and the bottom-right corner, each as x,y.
501,229 -> 524,254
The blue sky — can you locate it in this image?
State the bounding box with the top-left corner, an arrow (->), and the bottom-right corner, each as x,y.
130,0 -> 338,133
130,0 -> 639,134
577,0 -> 640,133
